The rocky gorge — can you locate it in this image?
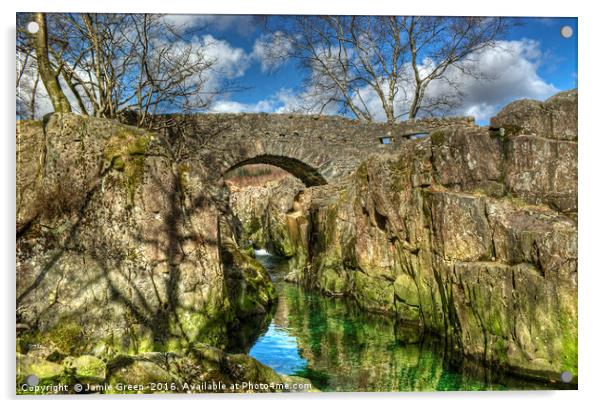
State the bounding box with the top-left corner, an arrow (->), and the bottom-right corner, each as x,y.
16,89 -> 577,392
230,90 -> 578,384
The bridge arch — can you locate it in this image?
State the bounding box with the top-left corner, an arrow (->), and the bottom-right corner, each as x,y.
225,154 -> 328,187
210,136 -> 347,186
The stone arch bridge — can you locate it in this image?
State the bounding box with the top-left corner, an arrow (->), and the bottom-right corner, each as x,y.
164,113 -> 475,186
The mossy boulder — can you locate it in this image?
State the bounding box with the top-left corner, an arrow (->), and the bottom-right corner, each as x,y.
17,113 -> 255,363
221,238 -> 277,316
106,354 -> 175,393
17,353 -> 64,385
104,347 -> 317,394
63,355 -> 106,379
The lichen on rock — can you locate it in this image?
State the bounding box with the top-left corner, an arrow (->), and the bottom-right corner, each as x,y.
16,89 -> 578,391
232,90 -> 578,384
16,113 -> 281,390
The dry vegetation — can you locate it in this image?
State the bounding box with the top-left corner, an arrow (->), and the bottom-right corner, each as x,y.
225,164 -> 290,190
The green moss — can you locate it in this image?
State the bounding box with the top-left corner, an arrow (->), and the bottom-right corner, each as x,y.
353,272 -> 395,313
125,331 -> 155,355
64,355 -> 106,379
124,155 -> 147,203
396,302 -> 421,321
488,306 -> 508,338
429,130 -> 447,146
112,156 -> 125,171
241,245 -> 256,258
17,352 -> 63,380
501,124 -> 523,137
177,163 -> 191,191
16,353 -> 84,395
223,241 -> 277,316
106,358 -> 174,394
557,303 -> 578,374
319,267 -> 346,294
271,224 -> 296,257
17,331 -> 42,354
228,353 -> 283,384
103,128 -> 151,203
175,309 -> 212,345
46,318 -> 85,355
491,337 -> 509,363
393,274 -> 420,307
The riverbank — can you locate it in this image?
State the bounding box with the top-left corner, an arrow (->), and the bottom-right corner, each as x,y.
246,250 -> 575,391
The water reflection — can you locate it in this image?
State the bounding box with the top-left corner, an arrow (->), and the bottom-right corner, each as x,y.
249,323 -> 307,374
244,250 -> 562,391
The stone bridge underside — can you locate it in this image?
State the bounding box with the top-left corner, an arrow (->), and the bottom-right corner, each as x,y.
176,113 -> 476,186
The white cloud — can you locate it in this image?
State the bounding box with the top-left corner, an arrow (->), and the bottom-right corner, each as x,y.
443,39 -> 559,121
162,15 -> 258,36
210,99 -> 276,113
154,34 -> 251,82
272,89 -> 309,113
251,32 -> 294,73
162,14 -> 205,30
463,104 -> 499,122
199,34 -> 252,81
294,39 -> 560,123
152,34 -> 254,98
209,88 -> 312,114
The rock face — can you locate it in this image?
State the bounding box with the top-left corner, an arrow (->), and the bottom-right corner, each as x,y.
491,93 -> 578,214
16,114 -> 276,362
229,176 -> 305,257
242,90 -> 578,382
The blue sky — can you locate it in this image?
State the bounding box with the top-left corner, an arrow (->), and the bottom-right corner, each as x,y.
176,15 -> 576,125
510,17 -> 578,90
21,15 -> 577,124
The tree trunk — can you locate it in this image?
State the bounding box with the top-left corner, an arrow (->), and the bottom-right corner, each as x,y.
32,13 -> 71,114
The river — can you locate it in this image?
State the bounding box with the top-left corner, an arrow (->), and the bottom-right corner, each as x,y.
244,249 -> 561,392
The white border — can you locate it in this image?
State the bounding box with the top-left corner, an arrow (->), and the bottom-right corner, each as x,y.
2,1 -> 600,407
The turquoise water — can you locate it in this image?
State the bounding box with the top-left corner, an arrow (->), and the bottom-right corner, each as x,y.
248,323 -> 307,374
246,250 -> 565,392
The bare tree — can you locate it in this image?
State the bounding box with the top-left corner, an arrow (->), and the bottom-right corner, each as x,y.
31,13 -> 72,114
17,13 -> 221,127
266,16 -> 509,122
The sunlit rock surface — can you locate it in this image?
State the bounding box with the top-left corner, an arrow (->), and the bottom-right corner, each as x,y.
234,90 -> 578,383
229,176 -> 305,257
16,90 -> 577,391
16,114 -> 277,378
